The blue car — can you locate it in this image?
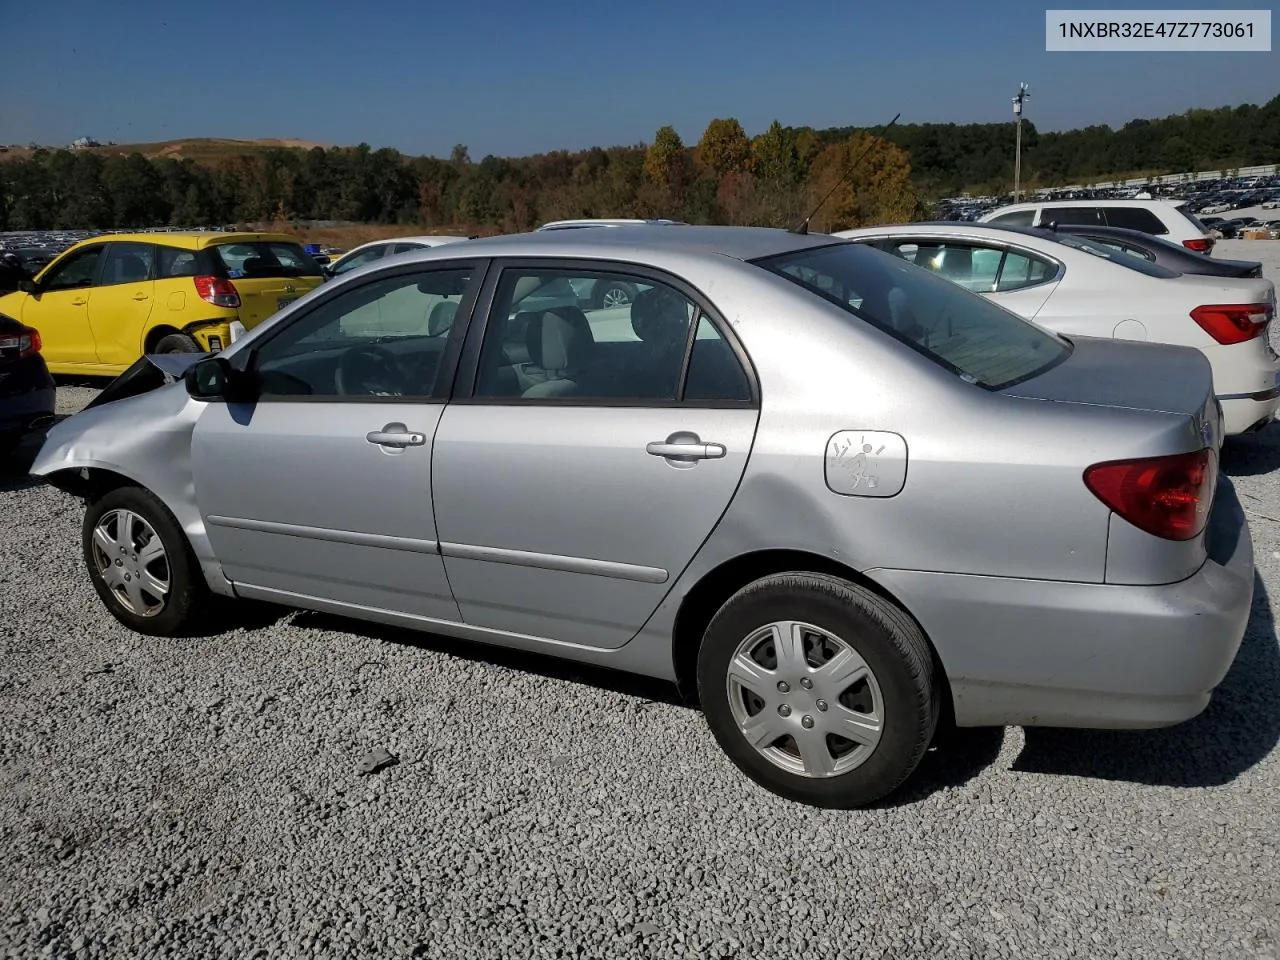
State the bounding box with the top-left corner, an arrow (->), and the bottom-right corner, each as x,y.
0,313 -> 56,458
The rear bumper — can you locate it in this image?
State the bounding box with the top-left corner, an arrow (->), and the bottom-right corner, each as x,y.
868,476 -> 1254,729
0,357 -> 56,433
1218,389 -> 1279,436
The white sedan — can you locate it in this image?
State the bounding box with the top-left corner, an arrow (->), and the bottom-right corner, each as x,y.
325,235 -> 471,277
834,222 -> 1279,436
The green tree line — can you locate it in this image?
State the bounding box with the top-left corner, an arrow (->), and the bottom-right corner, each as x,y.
1,96 -> 1276,234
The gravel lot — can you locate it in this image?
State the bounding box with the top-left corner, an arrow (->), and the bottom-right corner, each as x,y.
2,242 -> 1279,959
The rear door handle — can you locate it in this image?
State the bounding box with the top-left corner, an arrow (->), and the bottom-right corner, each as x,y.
132,293 -> 150,301
367,423 -> 426,447
646,438 -> 726,460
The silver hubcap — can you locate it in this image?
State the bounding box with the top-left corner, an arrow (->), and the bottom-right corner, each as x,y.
601,287 -> 630,308
91,509 -> 170,617
726,620 -> 884,778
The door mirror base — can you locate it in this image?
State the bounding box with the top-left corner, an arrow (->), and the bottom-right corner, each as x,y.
185,356 -> 255,403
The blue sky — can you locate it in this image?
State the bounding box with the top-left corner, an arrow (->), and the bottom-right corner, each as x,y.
2,0 -> 1276,158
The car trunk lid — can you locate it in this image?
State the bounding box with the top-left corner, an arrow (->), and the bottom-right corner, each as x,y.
1001,335 -> 1222,451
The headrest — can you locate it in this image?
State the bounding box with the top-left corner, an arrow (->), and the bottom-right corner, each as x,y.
630,286 -> 689,344
527,306 -> 593,373
116,254 -> 149,282
428,300 -> 458,336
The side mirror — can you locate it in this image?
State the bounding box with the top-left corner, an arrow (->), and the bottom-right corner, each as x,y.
17,279 -> 38,294
185,356 -> 254,403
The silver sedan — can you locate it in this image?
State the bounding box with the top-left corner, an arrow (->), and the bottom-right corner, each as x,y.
30,226 -> 1254,808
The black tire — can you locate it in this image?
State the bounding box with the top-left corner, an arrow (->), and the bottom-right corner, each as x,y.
697,573 -> 938,808
0,431 -> 18,459
153,333 -> 202,354
82,486 -> 211,637
592,280 -> 634,310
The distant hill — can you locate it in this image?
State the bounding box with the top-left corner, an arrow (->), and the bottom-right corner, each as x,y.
0,137 -> 330,163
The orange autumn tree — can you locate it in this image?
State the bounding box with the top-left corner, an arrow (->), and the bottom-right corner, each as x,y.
805,133 -> 920,233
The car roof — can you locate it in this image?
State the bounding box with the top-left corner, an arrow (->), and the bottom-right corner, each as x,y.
422,225 -> 839,261
986,198 -> 1187,211
836,221 -> 1055,241
339,235 -> 470,256
64,231 -> 303,252
536,218 -> 689,230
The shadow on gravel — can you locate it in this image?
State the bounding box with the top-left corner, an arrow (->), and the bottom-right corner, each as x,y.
1221,422 -> 1280,477
874,726 -> 1007,808
1013,571 -> 1279,788
0,432 -> 45,493
291,611 -> 689,708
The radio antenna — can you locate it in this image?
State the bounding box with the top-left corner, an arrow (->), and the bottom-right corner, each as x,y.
789,112 -> 901,235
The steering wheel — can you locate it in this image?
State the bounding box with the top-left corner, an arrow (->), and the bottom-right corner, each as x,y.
336,344 -> 407,397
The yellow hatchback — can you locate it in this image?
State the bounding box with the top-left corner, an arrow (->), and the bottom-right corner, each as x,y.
0,232 -> 325,376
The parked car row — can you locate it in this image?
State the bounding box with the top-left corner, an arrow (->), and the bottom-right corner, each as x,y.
26,222 -> 1260,810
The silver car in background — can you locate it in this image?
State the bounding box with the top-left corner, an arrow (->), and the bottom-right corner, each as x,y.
30,226 -> 1254,808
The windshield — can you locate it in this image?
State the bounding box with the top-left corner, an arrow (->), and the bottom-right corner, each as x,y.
212,240 -> 323,279
753,242 -> 1071,390
1049,234 -> 1180,278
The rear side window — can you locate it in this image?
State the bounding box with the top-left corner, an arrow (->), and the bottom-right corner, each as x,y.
1042,206 -> 1104,226
885,240 -> 1055,293
212,241 -> 322,279
754,243 -> 1071,390
1102,207 -> 1168,234
987,210 -> 1035,227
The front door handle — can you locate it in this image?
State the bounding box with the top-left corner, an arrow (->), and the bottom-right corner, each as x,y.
366,422 -> 426,447
646,432 -> 726,461
71,298 -> 88,306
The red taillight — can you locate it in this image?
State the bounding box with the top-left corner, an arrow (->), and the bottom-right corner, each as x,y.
1189,302 -> 1273,345
193,275 -> 241,308
0,324 -> 41,358
1084,449 -> 1215,541
1183,237 -> 1213,253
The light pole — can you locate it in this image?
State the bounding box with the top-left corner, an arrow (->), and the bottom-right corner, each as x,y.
1012,82 -> 1030,202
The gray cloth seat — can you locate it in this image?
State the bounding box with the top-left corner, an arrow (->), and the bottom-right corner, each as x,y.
521,307 -> 595,398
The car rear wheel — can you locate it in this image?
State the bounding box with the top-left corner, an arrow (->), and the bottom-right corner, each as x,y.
153,333 -> 202,354
83,486 -> 210,636
697,573 -> 938,808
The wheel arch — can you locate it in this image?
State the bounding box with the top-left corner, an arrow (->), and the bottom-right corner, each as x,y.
670,549 -> 953,721
143,324 -> 184,353
40,465 -> 143,503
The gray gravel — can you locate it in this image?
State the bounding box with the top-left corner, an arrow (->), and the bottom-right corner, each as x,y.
2,261 -> 1280,959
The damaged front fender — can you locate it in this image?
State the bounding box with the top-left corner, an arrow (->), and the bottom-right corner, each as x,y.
83,352 -> 206,412
29,366 -> 235,597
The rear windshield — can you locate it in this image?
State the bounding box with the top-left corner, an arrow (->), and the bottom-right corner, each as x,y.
752,242 -> 1071,390
211,241 -> 322,279
1049,234 -> 1180,278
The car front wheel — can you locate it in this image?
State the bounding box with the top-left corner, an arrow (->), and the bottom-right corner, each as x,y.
83,486 -> 209,636
697,573 -> 938,808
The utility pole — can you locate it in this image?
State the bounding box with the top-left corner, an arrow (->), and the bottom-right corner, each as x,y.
1012,82 -> 1030,202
